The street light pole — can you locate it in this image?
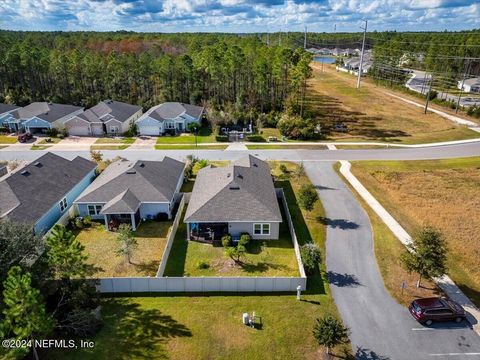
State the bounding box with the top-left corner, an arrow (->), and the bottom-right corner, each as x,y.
356,20 -> 368,89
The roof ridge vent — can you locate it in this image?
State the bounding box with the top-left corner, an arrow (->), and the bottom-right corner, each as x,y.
139,162 -> 145,167
126,170 -> 136,174
33,161 -> 42,167
237,174 -> 243,179
21,170 -> 30,176
229,184 -> 240,190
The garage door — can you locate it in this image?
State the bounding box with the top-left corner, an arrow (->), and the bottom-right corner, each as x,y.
139,125 -> 159,136
91,124 -> 104,136
68,125 -> 90,136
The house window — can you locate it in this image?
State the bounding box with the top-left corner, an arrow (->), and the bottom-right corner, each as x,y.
165,122 -> 175,129
59,197 -> 68,212
88,205 -> 102,216
253,223 -> 270,235
110,126 -> 119,133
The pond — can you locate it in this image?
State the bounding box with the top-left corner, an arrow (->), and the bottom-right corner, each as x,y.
313,56 -> 337,64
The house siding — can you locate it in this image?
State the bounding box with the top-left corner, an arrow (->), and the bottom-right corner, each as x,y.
136,116 -> 162,135
34,167 -> 96,235
77,202 -> 106,220
24,117 -> 52,131
105,119 -> 123,135
51,108 -> 84,129
228,221 -> 280,240
139,203 -> 171,219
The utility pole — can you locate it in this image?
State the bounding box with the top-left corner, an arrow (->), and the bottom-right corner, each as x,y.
356,20 -> 368,89
456,60 -> 470,114
304,26 -> 307,49
424,74 -> 434,114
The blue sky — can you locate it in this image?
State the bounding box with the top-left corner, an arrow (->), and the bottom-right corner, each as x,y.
0,0 -> 478,32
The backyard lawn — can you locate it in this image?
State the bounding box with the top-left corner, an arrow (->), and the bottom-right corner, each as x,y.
94,137 -> 135,144
0,135 -> 17,144
163,204 -> 299,277
46,162 -> 350,360
308,64 -> 480,144
156,127 -> 216,144
349,157 -> 480,307
75,221 -> 171,277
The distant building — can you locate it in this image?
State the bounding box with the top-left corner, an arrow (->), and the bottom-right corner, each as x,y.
458,77 -> 480,93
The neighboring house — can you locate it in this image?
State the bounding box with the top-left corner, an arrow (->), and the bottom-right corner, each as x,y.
0,153 -> 97,235
65,100 -> 142,136
1,102 -> 83,133
184,155 -> 282,242
0,103 -> 21,130
136,102 -> 204,136
458,77 -> 480,93
74,157 -> 185,231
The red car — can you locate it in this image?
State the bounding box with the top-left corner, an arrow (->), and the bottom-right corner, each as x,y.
409,297 -> 466,326
17,132 -> 33,143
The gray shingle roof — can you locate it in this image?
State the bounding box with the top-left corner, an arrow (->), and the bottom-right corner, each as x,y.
77,100 -> 141,124
148,102 -> 203,122
0,153 -> 96,225
0,103 -> 20,115
13,102 -> 83,123
184,155 -> 282,223
100,189 -> 140,214
75,157 -> 184,206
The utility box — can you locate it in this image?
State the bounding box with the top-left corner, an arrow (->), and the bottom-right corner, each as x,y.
242,313 -> 249,325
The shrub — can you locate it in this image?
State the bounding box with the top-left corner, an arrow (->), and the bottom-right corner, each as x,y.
58,133 -> 65,139
238,233 -> 251,247
313,315 -> 349,355
277,113 -> 320,140
123,123 -> 137,137
245,135 -> 266,142
82,215 -> 92,227
216,135 -> 229,142
46,128 -> 58,137
221,234 -> 232,247
300,243 -> 322,274
279,164 -> 288,174
196,260 -> 210,269
298,184 -> 319,212
74,218 -> 84,229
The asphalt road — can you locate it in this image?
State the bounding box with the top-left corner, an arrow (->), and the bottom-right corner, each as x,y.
304,162 -> 480,360
1,141 -> 480,162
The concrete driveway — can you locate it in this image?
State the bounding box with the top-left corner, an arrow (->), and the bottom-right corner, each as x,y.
304,162 -> 480,360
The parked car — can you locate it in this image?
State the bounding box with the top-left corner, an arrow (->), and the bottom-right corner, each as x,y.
409,297 -> 466,326
17,133 -> 33,143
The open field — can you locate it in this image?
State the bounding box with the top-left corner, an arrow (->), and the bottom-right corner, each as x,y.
349,157 -> 480,307
308,64 -> 480,144
90,145 -> 130,150
46,161 -> 349,360
156,127 -> 216,144
155,144 -> 228,150
164,204 -> 299,277
246,144 -> 327,150
94,137 -> 135,144
0,135 -> 17,144
75,221 -> 171,277
334,163 -> 440,306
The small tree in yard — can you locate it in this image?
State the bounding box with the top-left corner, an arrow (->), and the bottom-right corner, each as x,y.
1,266 -> 54,360
223,234 -> 250,264
221,234 -> 232,247
90,149 -> 103,163
300,243 -> 321,274
313,315 -> 349,355
298,184 -> 319,213
401,226 -> 448,288
115,224 -> 138,264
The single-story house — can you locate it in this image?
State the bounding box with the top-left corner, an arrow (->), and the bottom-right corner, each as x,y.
65,100 -> 142,136
136,102 -> 204,136
458,77 -> 480,93
0,153 -> 97,235
0,103 -> 21,130
184,155 -> 282,242
74,157 -> 185,231
0,102 -> 83,134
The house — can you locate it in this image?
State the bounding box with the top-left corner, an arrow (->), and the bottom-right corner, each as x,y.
136,102 -> 204,136
65,100 -> 142,136
0,103 -> 21,131
74,157 -> 185,231
0,153 -> 97,235
458,77 -> 480,93
1,102 -> 83,134
184,155 -> 282,242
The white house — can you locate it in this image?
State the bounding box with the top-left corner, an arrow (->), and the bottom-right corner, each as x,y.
1,102 -> 83,134
136,102 -> 204,136
458,77 -> 480,93
65,100 -> 142,136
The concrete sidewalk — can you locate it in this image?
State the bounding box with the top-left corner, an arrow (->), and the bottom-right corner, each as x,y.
339,160 -> 480,335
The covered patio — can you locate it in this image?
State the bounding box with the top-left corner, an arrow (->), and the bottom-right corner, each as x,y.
104,211 -> 141,231
187,222 -> 228,243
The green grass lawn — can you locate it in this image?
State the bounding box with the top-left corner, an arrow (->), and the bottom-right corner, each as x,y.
156,127 -> 216,144
31,145 -> 52,150
246,144 -> 327,150
163,203 -> 299,277
46,161 -> 350,360
95,137 -> 135,144
0,135 -> 17,144
349,157 -> 480,307
90,145 -> 130,150
38,137 -> 62,144
75,221 -> 171,277
155,144 -> 227,150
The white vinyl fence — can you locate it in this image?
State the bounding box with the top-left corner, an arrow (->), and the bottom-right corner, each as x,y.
97,189 -> 307,293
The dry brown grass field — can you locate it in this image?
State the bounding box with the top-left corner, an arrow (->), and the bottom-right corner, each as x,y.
349,158 -> 480,306
308,64 -> 479,144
